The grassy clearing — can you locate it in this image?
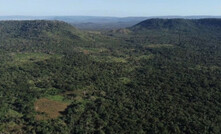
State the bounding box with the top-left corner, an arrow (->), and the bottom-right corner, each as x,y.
194,65 -> 220,71
119,77 -> 131,85
135,54 -> 154,61
146,44 -> 174,48
123,65 -> 137,73
91,55 -> 127,63
34,85 -> 97,120
80,47 -> 109,55
8,52 -> 62,65
46,94 -> 72,103
110,56 -> 127,63
34,98 -> 69,120
11,53 -> 50,63
5,109 -> 23,118
46,95 -> 65,102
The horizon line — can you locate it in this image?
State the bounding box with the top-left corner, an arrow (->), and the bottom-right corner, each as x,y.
0,15 -> 221,18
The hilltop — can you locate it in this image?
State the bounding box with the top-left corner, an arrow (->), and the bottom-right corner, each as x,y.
0,20 -> 89,53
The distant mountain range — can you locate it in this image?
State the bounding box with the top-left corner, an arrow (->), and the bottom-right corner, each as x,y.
1,16 -> 221,30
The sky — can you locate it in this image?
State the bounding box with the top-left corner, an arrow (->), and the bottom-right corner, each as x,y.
0,0 -> 221,17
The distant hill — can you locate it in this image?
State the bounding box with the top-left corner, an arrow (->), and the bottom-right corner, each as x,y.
129,18 -> 221,33
0,20 -> 79,38
0,20 -> 86,53
104,18 -> 221,46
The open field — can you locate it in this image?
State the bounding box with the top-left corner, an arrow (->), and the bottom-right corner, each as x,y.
34,98 -> 69,120
7,52 -> 62,66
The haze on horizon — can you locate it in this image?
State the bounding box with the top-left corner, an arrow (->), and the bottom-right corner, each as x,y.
0,0 -> 220,17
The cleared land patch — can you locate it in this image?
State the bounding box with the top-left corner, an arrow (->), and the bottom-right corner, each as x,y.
8,52 -> 62,66
9,53 -> 62,65
11,53 -> 50,63
91,55 -> 127,63
135,54 -> 154,61
34,98 -> 69,120
78,47 -> 109,55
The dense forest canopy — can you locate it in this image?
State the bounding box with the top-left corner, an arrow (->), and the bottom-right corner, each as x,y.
0,19 -> 220,134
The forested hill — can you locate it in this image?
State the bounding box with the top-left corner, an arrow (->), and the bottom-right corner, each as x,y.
0,20 -> 80,38
130,18 -> 221,32
0,20 -> 89,53
111,18 -> 221,48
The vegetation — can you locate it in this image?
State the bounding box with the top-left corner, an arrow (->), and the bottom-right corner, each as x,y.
0,19 -> 220,134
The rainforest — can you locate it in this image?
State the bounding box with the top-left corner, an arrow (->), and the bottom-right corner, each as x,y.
0,19 -> 221,134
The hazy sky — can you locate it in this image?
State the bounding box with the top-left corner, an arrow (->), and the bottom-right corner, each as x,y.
0,0 -> 221,17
